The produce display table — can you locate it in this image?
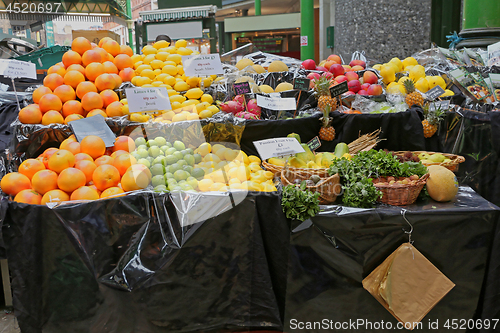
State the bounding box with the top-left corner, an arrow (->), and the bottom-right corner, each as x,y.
3,187 -> 499,333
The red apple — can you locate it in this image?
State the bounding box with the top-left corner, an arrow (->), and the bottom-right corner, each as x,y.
322,71 -> 333,80
360,83 -> 371,90
329,64 -> 345,77
316,66 -> 328,72
334,75 -> 347,83
363,71 -> 378,84
351,65 -> 365,71
358,90 -> 369,96
342,65 -> 353,72
367,84 -> 383,96
343,91 -> 355,97
349,60 -> 366,68
348,80 -> 361,93
307,72 -> 320,81
345,72 -> 359,81
327,54 -> 342,64
301,59 -> 316,70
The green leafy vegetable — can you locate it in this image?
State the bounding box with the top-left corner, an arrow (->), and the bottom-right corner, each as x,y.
281,184 -> 320,221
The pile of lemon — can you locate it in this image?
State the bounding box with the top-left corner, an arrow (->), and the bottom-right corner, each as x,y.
374,57 -> 454,97
129,39 -> 220,123
194,143 -> 277,192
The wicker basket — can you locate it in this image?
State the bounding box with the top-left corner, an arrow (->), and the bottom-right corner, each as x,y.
372,174 -> 429,206
262,160 -> 329,178
393,151 -> 465,172
281,169 -> 341,205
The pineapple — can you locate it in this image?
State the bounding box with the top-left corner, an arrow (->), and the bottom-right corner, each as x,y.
319,109 -> 335,141
422,105 -> 444,138
314,76 -> 338,112
403,79 -> 424,107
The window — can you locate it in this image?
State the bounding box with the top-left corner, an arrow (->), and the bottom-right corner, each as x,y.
12,25 -> 26,38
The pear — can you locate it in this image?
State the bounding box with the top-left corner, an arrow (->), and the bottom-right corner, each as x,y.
429,153 -> 446,163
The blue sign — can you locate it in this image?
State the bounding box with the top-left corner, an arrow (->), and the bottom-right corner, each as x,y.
46,21 -> 54,47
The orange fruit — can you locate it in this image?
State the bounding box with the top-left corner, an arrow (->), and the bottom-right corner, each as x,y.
98,37 -> 113,48
65,141 -> 81,154
75,159 -> 97,184
119,45 -> 133,57
81,49 -> 103,66
64,114 -> 84,124
47,64 -> 66,77
43,73 -> 64,91
62,50 -> 82,67
85,62 -> 105,82
19,104 -> 42,124
59,136 -> 76,150
42,147 -> 58,166
18,159 -> 45,180
106,101 -> 123,117
102,61 -> 119,74
110,150 -> 128,158
66,64 -> 86,76
113,136 -> 135,152
111,74 -> 122,88
88,184 -> 101,195
119,68 -> 135,82
70,186 -> 99,201
53,85 -> 76,103
14,189 -> 42,205
31,169 -> 58,195
39,93 -> 62,113
32,86 -> 52,104
80,135 -> 106,159
81,92 -> 103,111
75,81 -> 97,99
102,40 -> 120,57
121,169 -> 150,192
114,54 -> 133,71
57,167 -> 86,192
41,111 -> 64,125
95,155 -> 114,166
95,73 -> 116,91
126,164 -> 152,180
100,186 -> 124,199
72,37 -> 92,56
86,109 -> 107,118
93,164 -> 120,191
62,100 -> 85,118
74,153 -> 94,163
48,149 -> 75,173
100,89 -> 119,108
0,172 -> 31,196
41,189 -> 69,205
112,153 -> 136,176
92,47 -> 108,61
64,70 -> 85,89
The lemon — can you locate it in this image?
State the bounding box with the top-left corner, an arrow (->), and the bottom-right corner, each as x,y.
198,179 -> 213,192
199,110 -> 212,119
121,104 -> 129,115
198,143 -> 211,157
427,75 -> 446,90
389,57 -> 403,72
142,84 -> 153,88
246,181 -> 263,191
206,105 -> 219,115
172,113 -> 187,122
133,61 -> 144,70
144,54 -> 157,65
186,76 -> 199,88
409,65 -> 426,82
380,65 -> 396,84
168,94 -> 186,104
207,182 -> 223,192
248,164 -> 261,173
185,88 -> 204,99
131,76 -> 139,86
200,77 -> 213,88
181,100 -> 199,107
135,76 -> 151,86
174,81 -> 190,92
203,153 -> 221,164
195,103 -> 206,113
130,113 -> 149,122
416,77 -> 430,92
372,64 -> 382,71
177,47 -> 193,56
398,76 -> 412,85
163,61 -> 176,67
153,40 -> 170,49
441,89 -> 454,97
162,111 -> 175,120
177,65 -> 185,75
262,184 -> 277,192
154,69 -> 162,76
167,54 -> 182,64
229,183 -> 244,190
175,39 -> 187,48
154,73 -> 168,82
387,83 -> 405,94
162,76 -> 176,86
142,45 -> 157,55
385,62 -> 399,74
167,89 -> 179,97
120,98 -> 128,105
263,171 -> 274,180
402,56 -> 418,69
405,65 -> 415,73
152,81 -> 163,87
210,170 -> 227,183
223,149 -> 238,161
165,46 -> 177,54
236,151 -> 250,165
251,174 -> 267,184
136,64 -> 152,74
187,113 -> 199,121
248,155 -> 261,164
162,65 -> 178,76
131,54 -> 142,63
235,166 -> 250,182
150,59 -> 164,70
199,94 -> 213,104
141,69 -> 155,80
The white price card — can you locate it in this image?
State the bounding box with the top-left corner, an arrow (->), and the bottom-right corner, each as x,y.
125,87 -> 171,113
181,54 -> 224,77
0,59 -> 36,79
253,137 -> 305,160
256,94 -> 296,111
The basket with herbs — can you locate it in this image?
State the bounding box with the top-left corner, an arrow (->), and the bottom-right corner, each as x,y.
280,169 -> 340,204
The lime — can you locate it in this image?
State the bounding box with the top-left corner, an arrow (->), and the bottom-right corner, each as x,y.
137,158 -> 151,168
173,151 -> 184,161
180,149 -> 188,156
183,165 -> 194,174
152,175 -> 166,187
154,185 -> 168,193
177,159 -> 187,167
160,145 -> 170,152
137,148 -> 149,159
179,183 -> 193,191
167,178 -> 177,186
146,156 -> 154,164
165,172 -> 174,179
186,176 -> 198,189
185,148 -> 194,155
193,153 -> 202,164
155,137 -> 167,146
147,139 -> 159,147
137,144 -> 148,151
135,137 -> 147,147
191,167 -> 205,180
170,185 -> 182,192
173,140 -> 186,151
150,164 -> 165,176
174,170 -> 189,181
131,152 -> 141,160
153,156 -> 167,165
164,154 -> 178,165
183,154 -> 195,166
148,146 -> 162,157
165,147 -> 177,156
168,163 -> 181,173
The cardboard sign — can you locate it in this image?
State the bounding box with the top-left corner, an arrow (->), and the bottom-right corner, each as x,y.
69,114 -> 116,147
181,54 -> 224,77
253,137 -> 304,160
307,136 -> 321,151
293,77 -> 311,91
0,59 -> 36,79
256,94 -> 296,110
330,81 -> 349,98
125,87 -> 171,113
233,82 -> 251,95
425,86 -> 446,100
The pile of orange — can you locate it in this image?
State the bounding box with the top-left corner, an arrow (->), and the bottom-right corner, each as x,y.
19,37 -> 136,125
1,135 -> 152,205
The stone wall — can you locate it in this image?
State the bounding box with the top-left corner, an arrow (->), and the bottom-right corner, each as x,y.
334,0 -> 432,63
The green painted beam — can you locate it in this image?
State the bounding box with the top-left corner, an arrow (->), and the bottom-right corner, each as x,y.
300,0 -> 314,60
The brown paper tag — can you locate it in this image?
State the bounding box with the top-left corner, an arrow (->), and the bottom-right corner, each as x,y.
363,243 -> 455,330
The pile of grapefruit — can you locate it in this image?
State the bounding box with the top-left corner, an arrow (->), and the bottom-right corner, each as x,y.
19,37 -> 135,125
1,135 -> 152,204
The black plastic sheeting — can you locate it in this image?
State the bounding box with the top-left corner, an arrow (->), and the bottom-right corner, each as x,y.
3,192 -> 290,333
285,186 -> 500,333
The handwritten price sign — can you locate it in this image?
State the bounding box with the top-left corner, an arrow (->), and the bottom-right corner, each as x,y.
125,87 -> 172,113
182,54 -> 224,77
0,59 -> 36,79
253,137 -> 305,160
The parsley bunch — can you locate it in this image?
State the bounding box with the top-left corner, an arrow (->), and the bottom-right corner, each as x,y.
281,182 -> 320,221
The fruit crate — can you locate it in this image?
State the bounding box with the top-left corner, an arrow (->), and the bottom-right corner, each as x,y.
13,46 -> 71,71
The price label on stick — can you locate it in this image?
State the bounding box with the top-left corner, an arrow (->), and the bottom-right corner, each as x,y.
293,77 -> 311,91
307,136 -> 321,151
233,82 -> 251,95
125,87 -> 171,113
253,137 -> 305,160
330,81 -> 349,98
69,114 -> 116,147
256,94 -> 296,110
181,53 -> 224,77
429,100 -> 450,111
425,86 -> 446,101
0,59 -> 36,79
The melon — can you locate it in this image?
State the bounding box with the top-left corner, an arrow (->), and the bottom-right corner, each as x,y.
259,84 -> 274,93
235,58 -> 254,70
268,60 -> 289,72
252,65 -> 266,73
235,76 -> 256,84
275,82 -> 293,92
426,165 -> 458,202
